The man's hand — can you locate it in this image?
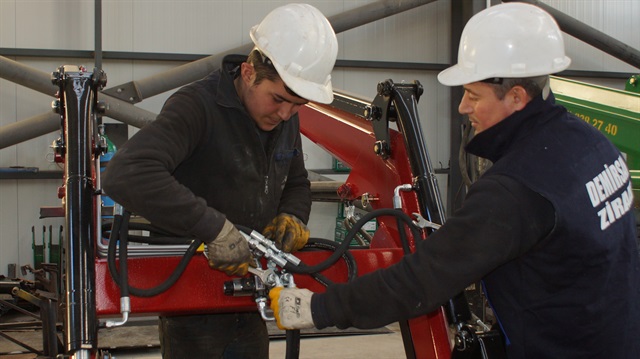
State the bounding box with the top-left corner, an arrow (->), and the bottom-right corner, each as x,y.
263,213 -> 309,252
269,287 -> 315,330
204,219 -> 252,276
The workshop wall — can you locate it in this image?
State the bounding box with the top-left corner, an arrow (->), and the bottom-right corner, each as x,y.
1,0 -> 638,277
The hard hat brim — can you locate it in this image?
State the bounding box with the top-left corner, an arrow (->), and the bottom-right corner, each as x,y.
275,62 -> 334,104
437,56 -> 571,87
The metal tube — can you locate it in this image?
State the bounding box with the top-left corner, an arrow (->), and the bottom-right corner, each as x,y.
0,112 -> 60,149
0,56 -> 157,124
0,56 -> 158,148
1,0 -> 434,147
101,93 -> 157,127
95,0 -> 102,69
504,0 -> 640,69
113,0 -> 437,102
0,55 -> 58,95
329,0 -> 437,34
0,93 -> 157,150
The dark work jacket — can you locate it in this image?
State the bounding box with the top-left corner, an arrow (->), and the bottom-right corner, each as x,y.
103,57 -> 311,241
311,93 -> 640,359
467,94 -> 640,359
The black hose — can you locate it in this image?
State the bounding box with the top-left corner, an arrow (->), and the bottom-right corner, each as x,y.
396,216 -> 413,255
304,237 -> 358,284
285,329 -> 301,359
284,208 -> 422,275
277,208 -> 419,359
102,222 -> 192,245
107,211 -> 203,297
106,207 -> 419,359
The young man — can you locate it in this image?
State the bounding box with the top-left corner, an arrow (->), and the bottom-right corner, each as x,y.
102,4 -> 338,358
269,3 -> 640,358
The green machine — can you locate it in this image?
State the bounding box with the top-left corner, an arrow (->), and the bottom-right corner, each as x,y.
551,76 -> 640,211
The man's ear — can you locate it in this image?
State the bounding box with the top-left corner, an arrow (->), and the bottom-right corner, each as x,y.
240,62 -> 256,85
510,85 -> 531,111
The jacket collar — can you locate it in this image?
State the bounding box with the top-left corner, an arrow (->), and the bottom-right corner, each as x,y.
464,93 -> 557,163
215,55 -> 247,110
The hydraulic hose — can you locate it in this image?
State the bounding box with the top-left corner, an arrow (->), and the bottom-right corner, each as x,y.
285,329 -> 301,359
275,208 -> 419,359
283,208 -> 422,275
305,237 -> 358,285
102,221 -> 192,245
107,211 -> 203,297
106,206 -> 420,359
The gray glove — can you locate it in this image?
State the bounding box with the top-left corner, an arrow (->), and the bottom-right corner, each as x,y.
269,287 -> 315,330
204,219 -> 252,276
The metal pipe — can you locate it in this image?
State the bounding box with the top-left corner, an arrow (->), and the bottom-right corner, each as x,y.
95,0 -> 102,69
100,94 -> 157,127
329,0 -> 437,34
447,0 -> 475,216
0,56 -> 157,148
0,55 -> 58,95
0,93 -> 157,150
0,96 -> 157,150
1,0 -> 434,148
109,0 -> 437,103
0,112 -> 60,149
504,0 -> 640,70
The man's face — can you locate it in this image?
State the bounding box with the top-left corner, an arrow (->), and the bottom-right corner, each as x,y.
240,63 -> 308,132
458,82 -> 520,134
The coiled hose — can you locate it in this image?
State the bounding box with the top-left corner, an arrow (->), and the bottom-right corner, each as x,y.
106,207 -> 420,359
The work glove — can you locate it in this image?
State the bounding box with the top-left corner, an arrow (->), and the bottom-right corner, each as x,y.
263,213 -> 310,253
204,219 -> 252,276
269,287 -> 315,330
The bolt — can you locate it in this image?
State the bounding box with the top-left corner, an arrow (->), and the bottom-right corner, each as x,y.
51,99 -> 61,114
364,105 -> 380,121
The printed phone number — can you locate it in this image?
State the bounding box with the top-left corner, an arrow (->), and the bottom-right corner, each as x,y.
573,111 -> 618,136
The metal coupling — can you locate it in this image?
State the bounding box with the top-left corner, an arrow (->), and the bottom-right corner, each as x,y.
393,184 -> 413,209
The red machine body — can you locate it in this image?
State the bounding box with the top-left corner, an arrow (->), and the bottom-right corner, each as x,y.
94,95 -> 452,358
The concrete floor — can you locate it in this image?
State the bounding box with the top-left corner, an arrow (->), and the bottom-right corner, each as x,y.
0,316 -> 408,359
109,323 -> 407,359
270,325 -> 407,359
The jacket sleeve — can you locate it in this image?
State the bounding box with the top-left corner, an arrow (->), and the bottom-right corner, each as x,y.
102,88 -> 226,242
311,174 -> 555,329
277,120 -> 311,224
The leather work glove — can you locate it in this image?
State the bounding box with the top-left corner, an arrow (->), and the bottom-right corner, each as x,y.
263,213 -> 310,253
269,287 -> 315,330
204,219 -> 252,276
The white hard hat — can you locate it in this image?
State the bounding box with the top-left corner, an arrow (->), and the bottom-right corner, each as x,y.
438,3 -> 571,86
250,3 -> 338,104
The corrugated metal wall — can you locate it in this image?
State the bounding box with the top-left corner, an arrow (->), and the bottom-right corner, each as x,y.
544,0 -> 639,86
0,0 -> 638,277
